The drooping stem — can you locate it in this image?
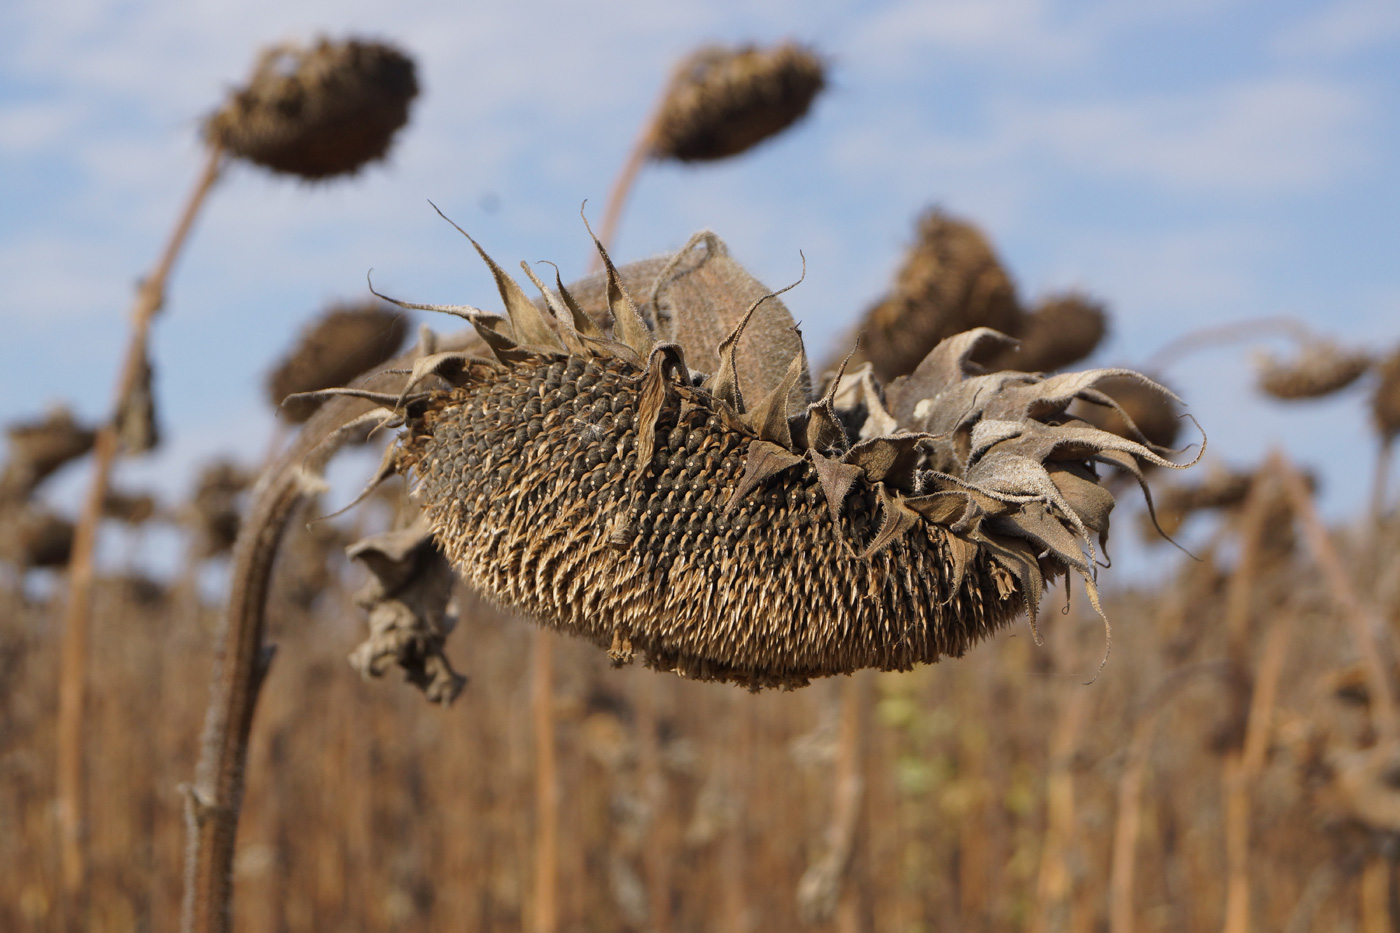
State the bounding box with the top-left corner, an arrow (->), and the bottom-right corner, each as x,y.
590,131 -> 652,274
181,387 -> 387,933
1372,436 -> 1394,534
56,142 -> 224,921
1142,316 -> 1313,375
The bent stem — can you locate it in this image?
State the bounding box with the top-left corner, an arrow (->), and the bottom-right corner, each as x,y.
56,142 -> 224,922
181,389 -> 388,933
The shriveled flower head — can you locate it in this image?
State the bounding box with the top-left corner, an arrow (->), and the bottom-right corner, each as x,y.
0,404 -> 96,503
268,300 -> 408,422
986,292 -> 1108,375
847,209 -> 1022,384
307,217 -> 1197,689
0,508 -> 74,570
1370,346 -> 1400,441
649,41 -> 826,163
103,488 -> 158,526
206,37 -> 418,180
1255,340 -> 1372,401
187,460 -> 253,558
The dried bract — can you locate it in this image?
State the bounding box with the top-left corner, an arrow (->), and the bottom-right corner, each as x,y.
206,37 -> 418,180
650,41 -> 825,163
987,292 -> 1107,374
1074,373 -> 1183,452
115,347 -> 160,454
0,405 -> 95,503
268,301 -> 408,422
347,521 -> 464,704
847,210 -> 1022,383
333,223 -> 1197,689
1256,340 -> 1371,400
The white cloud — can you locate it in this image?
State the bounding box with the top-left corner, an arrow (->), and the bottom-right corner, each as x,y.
849,0 -> 1091,73
1007,76 -> 1370,193
1271,0 -> 1400,60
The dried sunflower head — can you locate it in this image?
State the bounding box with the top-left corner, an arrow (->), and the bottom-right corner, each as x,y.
268,300 -> 408,422
1255,340 -> 1372,401
986,292 -> 1108,375
649,41 -> 826,163
187,460 -> 253,559
311,220 -> 1197,689
206,37 -> 418,180
844,209 -> 1022,384
0,404 -> 95,503
1371,346 -> 1400,442
0,507 -> 74,570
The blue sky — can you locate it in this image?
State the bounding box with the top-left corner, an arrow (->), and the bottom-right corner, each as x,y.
2,0 -> 1398,577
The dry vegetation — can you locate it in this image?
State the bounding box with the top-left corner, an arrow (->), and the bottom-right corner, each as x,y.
6,29 -> 1400,933
4,501 -> 1400,931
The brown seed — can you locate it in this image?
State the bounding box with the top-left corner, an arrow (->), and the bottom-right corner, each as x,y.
0,405 -> 96,503
1256,340 -> 1371,400
843,209 -> 1022,383
649,41 -> 826,163
1370,346 -> 1400,441
268,301 -> 408,422
986,292 -> 1108,374
206,37 -> 418,180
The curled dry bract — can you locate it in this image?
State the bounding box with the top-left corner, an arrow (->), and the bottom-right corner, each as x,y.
322,223 -> 1198,689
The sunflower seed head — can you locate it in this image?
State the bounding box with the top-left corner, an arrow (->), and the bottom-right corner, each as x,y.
206,37 -> 418,180
103,488 -> 158,526
186,460 -> 253,558
0,404 -> 96,503
986,292 -> 1108,374
268,300 -> 408,422
1370,346 -> 1400,441
1256,340 -> 1372,401
340,222 -> 1198,688
649,41 -> 826,163
0,507 -> 74,570
845,210 -> 1023,383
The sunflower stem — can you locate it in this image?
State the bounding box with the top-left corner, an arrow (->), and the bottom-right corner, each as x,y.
56,142 -> 224,928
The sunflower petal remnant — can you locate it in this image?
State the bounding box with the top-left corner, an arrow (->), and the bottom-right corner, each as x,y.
331,222 -> 1199,689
